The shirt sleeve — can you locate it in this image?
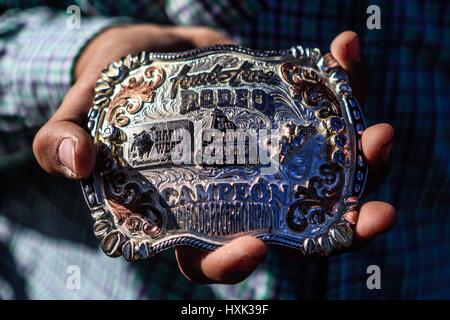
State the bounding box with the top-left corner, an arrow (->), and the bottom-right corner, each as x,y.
0,7 -> 130,133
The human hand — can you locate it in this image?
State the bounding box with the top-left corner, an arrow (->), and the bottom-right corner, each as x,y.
32,27 -> 395,284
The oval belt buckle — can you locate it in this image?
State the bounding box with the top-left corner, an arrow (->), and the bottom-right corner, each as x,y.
81,45 -> 367,261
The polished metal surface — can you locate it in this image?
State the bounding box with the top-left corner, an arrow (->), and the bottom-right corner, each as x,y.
81,45 -> 367,261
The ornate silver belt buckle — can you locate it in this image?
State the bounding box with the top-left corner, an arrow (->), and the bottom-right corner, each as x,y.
81,45 -> 367,261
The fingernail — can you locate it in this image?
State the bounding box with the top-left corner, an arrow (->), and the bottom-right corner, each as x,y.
58,138 -> 76,174
380,142 -> 392,163
346,36 -> 361,63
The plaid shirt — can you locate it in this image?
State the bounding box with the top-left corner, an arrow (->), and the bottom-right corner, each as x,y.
0,0 -> 449,299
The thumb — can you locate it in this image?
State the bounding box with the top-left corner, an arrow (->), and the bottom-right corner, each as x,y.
33,80 -> 96,179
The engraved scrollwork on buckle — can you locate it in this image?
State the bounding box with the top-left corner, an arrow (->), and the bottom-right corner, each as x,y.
106,66 -> 165,127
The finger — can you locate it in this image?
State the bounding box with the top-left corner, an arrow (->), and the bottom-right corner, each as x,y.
33,121 -> 96,179
33,80 -> 96,179
354,201 -> 396,241
175,236 -> 267,284
330,30 -> 368,103
361,123 -> 394,195
362,123 -> 394,166
171,26 -> 237,48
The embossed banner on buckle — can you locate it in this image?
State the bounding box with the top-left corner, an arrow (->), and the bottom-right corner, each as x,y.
123,119 -> 194,167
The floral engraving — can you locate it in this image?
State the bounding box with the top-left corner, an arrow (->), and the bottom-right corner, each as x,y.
107,66 -> 165,127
